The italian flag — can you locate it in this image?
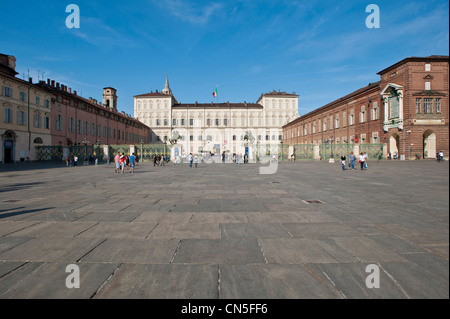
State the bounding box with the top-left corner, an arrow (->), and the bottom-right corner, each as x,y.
212,87 -> 218,98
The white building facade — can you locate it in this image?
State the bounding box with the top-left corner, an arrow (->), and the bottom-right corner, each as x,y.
134,77 -> 299,159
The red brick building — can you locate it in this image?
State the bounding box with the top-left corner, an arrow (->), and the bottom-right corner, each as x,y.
283,55 -> 449,160
36,80 -> 151,147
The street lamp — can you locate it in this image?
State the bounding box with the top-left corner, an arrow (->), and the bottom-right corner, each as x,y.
96,140 -> 100,164
140,139 -> 144,163
330,135 -> 334,159
81,137 -> 89,165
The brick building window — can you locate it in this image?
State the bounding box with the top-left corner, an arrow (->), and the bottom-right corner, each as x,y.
416,98 -> 421,114
425,82 -> 431,91
436,98 -> 441,114
371,102 -> 379,120
424,98 -> 433,114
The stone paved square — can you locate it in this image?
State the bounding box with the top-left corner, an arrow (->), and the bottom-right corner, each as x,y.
0,160 -> 448,299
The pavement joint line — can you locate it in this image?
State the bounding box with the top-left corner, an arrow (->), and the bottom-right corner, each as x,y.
76,238 -> 107,263
89,263 -> 123,299
73,222 -> 99,237
379,263 -> 411,299
0,261 -> 28,280
169,240 -> 182,263
320,268 -> 347,299
2,221 -> 41,237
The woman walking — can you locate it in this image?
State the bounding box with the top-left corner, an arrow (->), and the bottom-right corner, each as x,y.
359,152 -> 365,170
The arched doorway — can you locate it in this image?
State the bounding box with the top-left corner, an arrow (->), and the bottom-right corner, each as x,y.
2,130 -> 16,163
389,133 -> 400,159
423,130 -> 436,159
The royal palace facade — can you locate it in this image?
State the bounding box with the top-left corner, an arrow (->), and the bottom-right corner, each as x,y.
134,77 -> 299,158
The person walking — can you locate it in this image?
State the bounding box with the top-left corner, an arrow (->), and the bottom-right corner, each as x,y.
349,152 -> 356,170
120,152 -> 126,174
129,153 -> 136,173
439,150 -> 444,163
114,152 -> 120,173
359,152 -> 365,170
363,152 -> 368,169
340,154 -> 347,170
153,155 -> 157,167
194,154 -> 198,168
189,153 -> 193,168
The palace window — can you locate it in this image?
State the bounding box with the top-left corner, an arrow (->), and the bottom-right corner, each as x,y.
436,98 -> 441,114
172,119 -> 177,126
20,91 -> 26,101
416,98 -> 421,113
371,102 -> 379,120
56,115 -> 63,131
33,114 -> 42,128
3,86 -> 13,97
424,98 -> 433,114
425,81 -> 431,90
17,111 -> 26,125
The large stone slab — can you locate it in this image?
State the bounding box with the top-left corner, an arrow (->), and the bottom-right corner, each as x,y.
94,264 -> 218,299
259,238 -> 358,264
0,237 -> 104,262
172,239 -> 266,265
148,222 -> 220,239
283,222 -> 360,238
0,261 -> 120,298
5,221 -> 97,238
331,236 -> 407,262
306,263 -> 408,299
80,238 -> 179,264
220,223 -> 291,239
76,222 -> 157,239
220,264 -> 342,299
380,261 -> 449,298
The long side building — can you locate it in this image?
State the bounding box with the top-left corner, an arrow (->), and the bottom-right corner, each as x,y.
283,55 -> 449,160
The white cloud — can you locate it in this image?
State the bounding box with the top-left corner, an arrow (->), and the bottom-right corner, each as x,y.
155,0 -> 223,25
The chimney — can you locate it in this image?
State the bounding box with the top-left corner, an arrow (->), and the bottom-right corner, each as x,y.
7,55 -> 16,71
68,88 -> 72,93
51,80 -> 55,87
56,82 -> 60,89
28,77 -> 33,83
73,90 -> 77,95
47,79 -> 51,85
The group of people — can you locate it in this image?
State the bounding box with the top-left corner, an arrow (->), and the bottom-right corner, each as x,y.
114,152 -> 136,173
340,151 -> 369,171
153,154 -> 168,166
66,155 -> 98,167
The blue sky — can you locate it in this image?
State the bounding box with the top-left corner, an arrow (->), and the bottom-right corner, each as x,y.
1,0 -> 448,116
